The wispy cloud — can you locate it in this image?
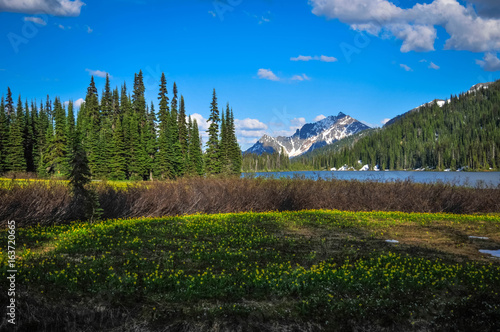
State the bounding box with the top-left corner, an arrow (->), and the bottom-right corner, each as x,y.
291,74 -> 311,81
428,62 -> 440,70
85,69 -> 111,78
476,52 -> 500,71
400,64 -> 413,72
257,68 -> 280,81
291,55 -> 337,62
24,16 -> 47,26
0,0 -> 85,17
313,115 -> 326,122
245,11 -> 272,24
86,25 -> 93,33
381,118 -> 391,125
208,10 -> 216,17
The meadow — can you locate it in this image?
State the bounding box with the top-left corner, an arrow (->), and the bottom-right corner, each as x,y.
1,210 -> 499,331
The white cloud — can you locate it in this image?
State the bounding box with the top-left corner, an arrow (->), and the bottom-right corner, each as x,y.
381,118 -> 391,125
74,98 -> 84,108
86,25 -> 93,33
24,16 -> 46,25
64,98 -> 84,108
400,64 -> 413,71
419,59 -> 428,63
235,118 -> 268,130
208,10 -> 216,17
291,74 -> 311,81
310,0 -> 500,53
257,68 -> 280,81
320,55 -> 338,62
190,113 -> 210,132
476,52 -> 500,71
290,55 -> 338,62
85,69 -> 111,78
58,24 -> 65,29
0,0 -> 85,16
429,62 -> 440,70
313,114 -> 326,122
291,55 -> 313,61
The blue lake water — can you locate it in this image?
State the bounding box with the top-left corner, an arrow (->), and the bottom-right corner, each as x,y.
242,171 -> 500,187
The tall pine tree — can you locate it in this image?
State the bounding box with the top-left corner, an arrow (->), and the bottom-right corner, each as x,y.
205,89 -> 220,175
8,96 -> 26,172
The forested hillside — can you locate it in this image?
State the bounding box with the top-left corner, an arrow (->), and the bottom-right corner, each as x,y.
0,71 -> 242,180
293,82 -> 500,171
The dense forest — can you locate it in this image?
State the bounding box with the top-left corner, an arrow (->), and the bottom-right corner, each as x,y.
293,82 -> 500,171
0,71 -> 242,180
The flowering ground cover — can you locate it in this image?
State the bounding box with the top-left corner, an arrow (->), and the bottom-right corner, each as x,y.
1,210 -> 499,331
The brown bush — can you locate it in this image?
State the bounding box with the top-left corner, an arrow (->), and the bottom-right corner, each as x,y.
1,177 -> 499,227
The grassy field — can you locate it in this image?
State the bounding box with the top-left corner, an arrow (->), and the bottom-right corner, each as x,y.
1,210 -> 499,331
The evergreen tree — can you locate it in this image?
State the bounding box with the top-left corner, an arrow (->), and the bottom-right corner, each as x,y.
36,101 -> 50,176
44,97 -> 68,176
127,110 -> 147,180
178,95 -> 188,156
68,128 -> 101,222
205,89 -> 221,175
228,108 -> 242,174
144,102 -> 157,180
101,74 -> 112,118
82,76 -> 100,177
66,100 -> 75,149
8,96 -> 26,172
30,101 -> 40,172
219,108 -> 230,174
0,97 -> 9,173
24,99 -> 35,172
132,70 -> 146,122
169,82 -> 183,177
5,87 -> 14,123
189,118 -> 204,176
156,73 -> 174,179
109,117 -> 127,180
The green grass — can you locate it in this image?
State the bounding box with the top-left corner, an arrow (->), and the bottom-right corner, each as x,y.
2,210 -> 500,331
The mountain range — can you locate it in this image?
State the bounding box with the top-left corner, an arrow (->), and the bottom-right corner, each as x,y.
244,113 -> 370,157
245,81 -> 495,159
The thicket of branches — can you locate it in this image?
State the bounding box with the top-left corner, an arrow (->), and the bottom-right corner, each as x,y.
1,177 -> 498,227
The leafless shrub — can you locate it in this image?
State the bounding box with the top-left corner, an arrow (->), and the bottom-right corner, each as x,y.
1,178 -> 499,227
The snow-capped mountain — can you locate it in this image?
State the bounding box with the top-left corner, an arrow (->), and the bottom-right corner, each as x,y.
245,112 -> 370,157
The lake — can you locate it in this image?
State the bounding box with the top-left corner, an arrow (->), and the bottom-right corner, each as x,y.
242,171 -> 500,187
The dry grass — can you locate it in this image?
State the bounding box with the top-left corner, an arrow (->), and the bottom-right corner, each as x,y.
1,177 -> 499,227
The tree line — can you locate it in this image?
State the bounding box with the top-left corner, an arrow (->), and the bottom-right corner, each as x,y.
293,82 -> 500,171
0,71 -> 242,180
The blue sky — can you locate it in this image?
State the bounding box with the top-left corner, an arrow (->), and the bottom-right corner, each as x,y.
1,0 -> 500,149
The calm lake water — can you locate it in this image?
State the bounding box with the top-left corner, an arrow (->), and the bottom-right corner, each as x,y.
242,171 -> 500,187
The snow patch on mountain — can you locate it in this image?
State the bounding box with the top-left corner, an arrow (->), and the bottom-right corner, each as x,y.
244,113 -> 370,158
